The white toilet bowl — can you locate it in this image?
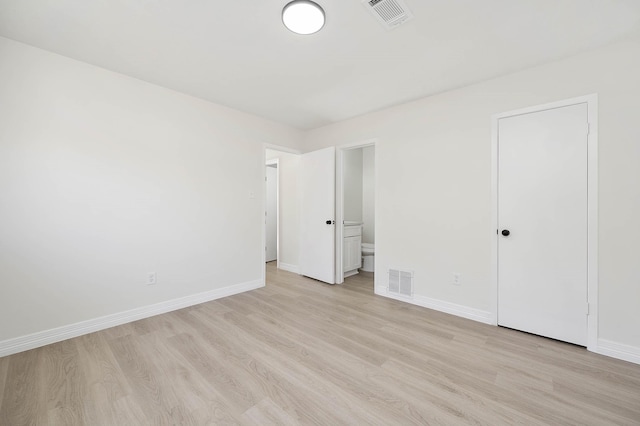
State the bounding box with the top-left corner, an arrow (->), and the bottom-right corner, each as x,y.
361,243 -> 375,272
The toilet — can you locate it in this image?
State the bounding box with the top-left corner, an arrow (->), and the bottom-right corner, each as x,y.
361,243 -> 375,272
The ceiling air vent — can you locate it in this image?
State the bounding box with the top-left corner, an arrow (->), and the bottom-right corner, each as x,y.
363,0 -> 413,29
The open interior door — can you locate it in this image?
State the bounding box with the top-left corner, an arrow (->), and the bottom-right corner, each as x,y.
300,147 -> 336,284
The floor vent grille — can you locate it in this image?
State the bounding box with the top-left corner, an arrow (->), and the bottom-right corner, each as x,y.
388,269 -> 413,297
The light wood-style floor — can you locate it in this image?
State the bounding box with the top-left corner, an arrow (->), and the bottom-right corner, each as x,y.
1,263 -> 640,425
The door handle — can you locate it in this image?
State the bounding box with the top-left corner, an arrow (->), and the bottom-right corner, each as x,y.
501,229 -> 510,236
326,220 -> 335,225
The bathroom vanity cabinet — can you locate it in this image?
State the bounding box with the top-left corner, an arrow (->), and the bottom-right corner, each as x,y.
343,223 -> 362,277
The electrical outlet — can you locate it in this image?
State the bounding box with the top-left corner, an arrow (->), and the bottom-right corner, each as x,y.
147,272 -> 157,286
452,273 -> 461,286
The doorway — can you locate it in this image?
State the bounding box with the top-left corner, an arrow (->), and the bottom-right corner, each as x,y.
336,140 -> 377,285
264,146 -> 302,282
265,161 -> 278,263
491,95 -> 598,349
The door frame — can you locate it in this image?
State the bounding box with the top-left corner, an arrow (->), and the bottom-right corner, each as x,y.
336,138 -> 378,284
490,94 -> 598,351
266,159 -> 279,266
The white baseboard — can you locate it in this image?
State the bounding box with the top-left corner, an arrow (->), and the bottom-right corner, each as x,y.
596,339 -> 640,365
373,288 -> 640,365
344,269 -> 359,278
278,262 -> 300,274
374,285 -> 493,325
0,279 -> 263,358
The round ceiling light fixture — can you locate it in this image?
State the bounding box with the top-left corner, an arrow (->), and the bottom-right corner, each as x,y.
282,0 -> 325,35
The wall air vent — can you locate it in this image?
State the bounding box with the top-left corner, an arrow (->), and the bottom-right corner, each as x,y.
388,269 -> 414,298
363,0 -> 414,29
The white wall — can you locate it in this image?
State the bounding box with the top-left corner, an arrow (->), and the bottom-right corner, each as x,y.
265,149 -> 301,272
0,37 -> 301,344
362,146 -> 375,244
303,33 -> 640,352
3,32 -> 640,361
343,148 -> 363,222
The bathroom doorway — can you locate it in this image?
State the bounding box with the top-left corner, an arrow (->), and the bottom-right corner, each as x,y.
336,140 -> 376,286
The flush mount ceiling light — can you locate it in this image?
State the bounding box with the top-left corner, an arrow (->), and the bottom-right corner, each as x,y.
282,0 -> 325,35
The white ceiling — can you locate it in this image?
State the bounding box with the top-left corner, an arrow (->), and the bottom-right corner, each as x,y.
1,0 -> 639,130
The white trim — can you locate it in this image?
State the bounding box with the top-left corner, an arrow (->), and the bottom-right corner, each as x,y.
375,286 -> 493,324
586,97 -> 599,351
337,138 -> 377,150
490,94 -> 599,351
336,138 -> 378,284
264,143 -> 301,155
490,115 -> 499,325
278,262 -> 301,274
0,279 -> 263,357
262,148 -> 267,286
596,339 -> 640,365
336,148 -> 344,283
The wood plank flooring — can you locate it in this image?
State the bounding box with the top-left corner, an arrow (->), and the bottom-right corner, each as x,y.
1,263 -> 639,425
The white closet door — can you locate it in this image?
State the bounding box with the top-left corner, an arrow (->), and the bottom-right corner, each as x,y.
498,103 -> 588,346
